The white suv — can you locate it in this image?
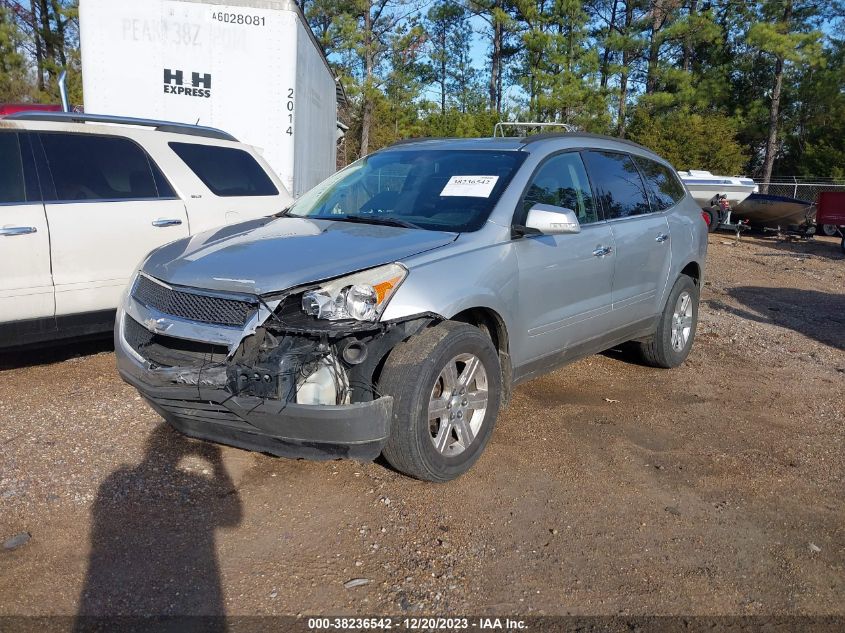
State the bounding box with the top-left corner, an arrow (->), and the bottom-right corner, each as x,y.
0,112 -> 291,348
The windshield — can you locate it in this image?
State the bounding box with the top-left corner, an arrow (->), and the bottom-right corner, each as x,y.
287,149 -> 527,232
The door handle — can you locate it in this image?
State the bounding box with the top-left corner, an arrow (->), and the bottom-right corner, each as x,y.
0,226 -> 37,236
593,245 -> 613,257
655,233 -> 670,243
152,219 -> 183,227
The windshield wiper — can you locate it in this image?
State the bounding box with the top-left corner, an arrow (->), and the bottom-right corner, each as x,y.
324,214 -> 423,230
273,206 -> 293,218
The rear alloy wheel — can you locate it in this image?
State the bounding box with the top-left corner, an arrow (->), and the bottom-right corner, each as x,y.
821,224 -> 838,237
379,321 -> 501,482
637,274 -> 699,369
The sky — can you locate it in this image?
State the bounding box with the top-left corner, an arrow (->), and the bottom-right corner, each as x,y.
417,13 -> 524,108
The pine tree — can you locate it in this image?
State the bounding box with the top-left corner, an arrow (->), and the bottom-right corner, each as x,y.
747,0 -> 825,185
306,0 -> 414,157
468,0 -> 519,115
0,4 -> 30,101
425,0 -> 464,114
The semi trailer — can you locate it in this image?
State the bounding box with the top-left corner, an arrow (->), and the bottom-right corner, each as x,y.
79,0 -> 345,197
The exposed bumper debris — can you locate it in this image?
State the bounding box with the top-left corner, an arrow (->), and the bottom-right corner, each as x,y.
117,288 -> 435,460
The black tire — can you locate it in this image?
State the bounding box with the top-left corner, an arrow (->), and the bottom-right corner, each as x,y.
821,223 -> 838,237
637,275 -> 699,369
703,207 -> 719,233
840,235 -> 844,254
378,321 -> 502,482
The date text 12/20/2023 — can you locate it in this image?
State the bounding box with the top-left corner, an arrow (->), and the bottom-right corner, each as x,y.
307,617 -> 528,630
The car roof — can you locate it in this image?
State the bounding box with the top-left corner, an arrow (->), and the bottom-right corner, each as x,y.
0,115 -> 253,152
385,137 -> 527,151
381,133 -> 669,165
1,111 -> 237,142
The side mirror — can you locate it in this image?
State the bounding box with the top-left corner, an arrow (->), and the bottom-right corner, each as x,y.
524,203 -> 581,235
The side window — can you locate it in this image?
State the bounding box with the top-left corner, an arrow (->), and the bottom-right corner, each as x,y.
522,152 -> 599,225
169,142 -> 279,197
581,151 -> 651,219
39,133 -> 171,202
634,156 -> 686,211
0,132 -> 26,204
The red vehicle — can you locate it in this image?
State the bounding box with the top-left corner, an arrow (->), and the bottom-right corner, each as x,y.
0,104 -> 63,116
816,192 -> 845,254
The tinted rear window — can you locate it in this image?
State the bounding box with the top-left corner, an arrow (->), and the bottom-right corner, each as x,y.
634,157 -> 686,210
0,132 -> 26,204
39,133 -> 175,201
170,142 -> 279,197
582,151 -> 651,219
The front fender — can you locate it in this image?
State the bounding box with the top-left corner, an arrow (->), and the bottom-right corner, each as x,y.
381,241 -> 519,336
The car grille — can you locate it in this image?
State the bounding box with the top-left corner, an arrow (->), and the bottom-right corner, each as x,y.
124,315 -> 229,367
132,274 -> 257,327
124,313 -> 155,353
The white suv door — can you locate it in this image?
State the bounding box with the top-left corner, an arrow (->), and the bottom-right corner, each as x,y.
0,131 -> 54,326
35,132 -> 190,316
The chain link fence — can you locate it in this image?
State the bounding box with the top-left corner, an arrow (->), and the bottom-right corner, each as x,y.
758,180 -> 845,203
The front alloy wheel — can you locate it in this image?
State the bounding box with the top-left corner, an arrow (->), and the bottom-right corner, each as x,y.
379,321 -> 502,482
428,353 -> 489,456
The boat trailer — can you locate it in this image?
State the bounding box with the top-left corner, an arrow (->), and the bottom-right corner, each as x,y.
707,194 -> 820,242
704,194 -> 751,240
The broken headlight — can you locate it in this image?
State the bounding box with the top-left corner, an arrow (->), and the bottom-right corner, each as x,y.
301,263 -> 407,322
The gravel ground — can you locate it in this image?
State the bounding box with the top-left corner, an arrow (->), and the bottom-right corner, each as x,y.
0,233 -> 843,617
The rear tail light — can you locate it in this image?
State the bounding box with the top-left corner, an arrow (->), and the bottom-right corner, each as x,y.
701,210 -> 710,226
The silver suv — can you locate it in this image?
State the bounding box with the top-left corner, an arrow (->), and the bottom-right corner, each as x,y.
116,134 -> 707,481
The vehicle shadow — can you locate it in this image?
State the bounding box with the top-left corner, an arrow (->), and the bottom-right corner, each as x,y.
600,343 -> 651,367
75,424 -> 242,632
0,336 -> 114,371
716,286 -> 845,352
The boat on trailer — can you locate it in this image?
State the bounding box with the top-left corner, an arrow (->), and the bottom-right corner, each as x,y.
732,193 -> 816,228
678,170 -> 758,209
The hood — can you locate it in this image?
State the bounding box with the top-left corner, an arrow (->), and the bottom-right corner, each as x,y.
142,217 -> 458,295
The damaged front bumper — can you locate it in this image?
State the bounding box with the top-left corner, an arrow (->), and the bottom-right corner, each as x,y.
117,357 -> 392,460
113,282 -> 423,461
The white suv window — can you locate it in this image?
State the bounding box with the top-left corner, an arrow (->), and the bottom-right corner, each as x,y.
0,133 -> 26,204
38,132 -> 175,202
0,132 -> 41,204
169,142 -> 279,197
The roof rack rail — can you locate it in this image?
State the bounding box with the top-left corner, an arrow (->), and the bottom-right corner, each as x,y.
3,111 -> 238,142
493,121 -> 574,138
520,131 -> 653,153
387,137 -> 439,147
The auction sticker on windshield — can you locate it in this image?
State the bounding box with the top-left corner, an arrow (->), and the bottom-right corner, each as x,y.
440,175 -> 499,198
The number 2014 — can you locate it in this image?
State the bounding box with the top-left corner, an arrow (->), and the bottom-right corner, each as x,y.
286,88 -> 294,136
